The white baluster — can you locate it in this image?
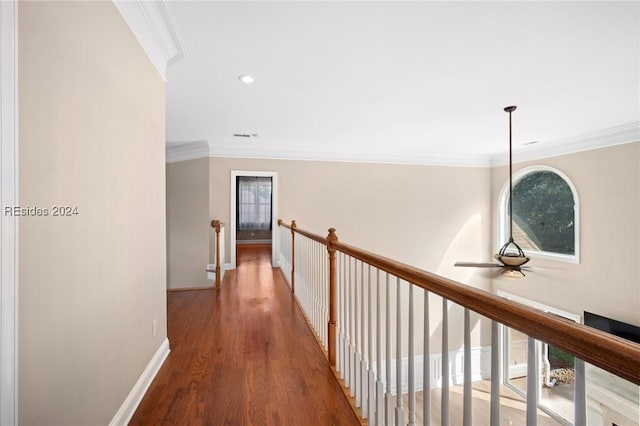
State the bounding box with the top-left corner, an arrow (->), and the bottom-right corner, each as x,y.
345,256 -> 354,396
319,243 -> 322,344
424,290 -> 431,426
342,254 -> 351,387
304,240 -> 308,322
323,242 -> 328,348
361,262 -> 367,416
313,241 -> 317,333
463,308 -> 471,426
574,358 -> 586,426
367,265 -> 375,423
376,269 -> 384,426
526,337 -> 538,426
408,284 -> 415,426
395,277 -> 403,426
490,321 -> 500,426
314,241 -> 318,335
349,256 -> 355,396
385,273 -> 393,426
340,253 -> 345,376
354,260 -> 361,406
319,242 -> 322,339
442,298 -> 449,426
336,252 -> 342,375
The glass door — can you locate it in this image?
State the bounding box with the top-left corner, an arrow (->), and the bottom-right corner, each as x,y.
499,292 -> 579,425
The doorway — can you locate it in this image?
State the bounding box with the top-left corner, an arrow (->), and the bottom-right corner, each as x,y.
230,171 -> 278,269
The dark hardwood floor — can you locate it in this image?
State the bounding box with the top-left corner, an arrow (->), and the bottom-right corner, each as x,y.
130,244 -> 359,425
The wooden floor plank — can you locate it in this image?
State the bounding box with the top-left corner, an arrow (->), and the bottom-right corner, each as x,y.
130,245 -> 359,425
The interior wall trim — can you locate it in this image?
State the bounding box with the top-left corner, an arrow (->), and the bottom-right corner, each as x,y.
166,140 -> 209,164
490,121 -> 640,167
170,122 -> 639,169
0,1 -> 18,424
112,0 -> 187,80
109,338 -> 170,426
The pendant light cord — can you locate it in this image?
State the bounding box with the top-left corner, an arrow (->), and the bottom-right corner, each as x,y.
497,105 -> 526,260
508,108 -> 513,242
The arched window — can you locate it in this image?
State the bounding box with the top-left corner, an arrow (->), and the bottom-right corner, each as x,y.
499,166 -> 579,262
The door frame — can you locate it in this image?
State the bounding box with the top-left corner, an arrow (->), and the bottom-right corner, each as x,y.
1,1 -> 18,424
498,291 -> 580,425
229,170 -> 278,269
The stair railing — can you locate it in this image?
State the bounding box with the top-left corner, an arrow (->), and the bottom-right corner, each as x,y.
278,219 -> 640,426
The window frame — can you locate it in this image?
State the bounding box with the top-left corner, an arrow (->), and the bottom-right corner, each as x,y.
498,165 -> 580,264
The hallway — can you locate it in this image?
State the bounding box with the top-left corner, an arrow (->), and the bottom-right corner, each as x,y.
131,245 -> 359,425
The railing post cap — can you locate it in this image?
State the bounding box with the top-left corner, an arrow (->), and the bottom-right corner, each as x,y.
277,218 -> 283,226
291,220 -> 297,229
211,219 -> 219,228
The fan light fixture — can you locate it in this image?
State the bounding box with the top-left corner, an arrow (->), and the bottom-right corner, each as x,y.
495,105 -> 530,275
454,105 -> 530,278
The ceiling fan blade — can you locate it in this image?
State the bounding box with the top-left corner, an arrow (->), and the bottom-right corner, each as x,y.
520,265 -> 565,271
454,261 -> 503,268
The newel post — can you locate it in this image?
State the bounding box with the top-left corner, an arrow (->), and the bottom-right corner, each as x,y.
327,228 -> 338,367
211,220 -> 222,290
291,220 -> 297,294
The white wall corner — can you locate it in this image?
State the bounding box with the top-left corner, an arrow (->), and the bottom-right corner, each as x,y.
166,140 -> 210,163
1,1 -> 18,424
113,0 -> 187,81
109,338 -> 170,426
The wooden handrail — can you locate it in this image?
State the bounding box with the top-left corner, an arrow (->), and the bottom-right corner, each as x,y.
211,220 -> 224,290
278,219 -> 640,386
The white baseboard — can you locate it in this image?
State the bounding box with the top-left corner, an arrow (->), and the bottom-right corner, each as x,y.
109,338 -> 170,426
374,345 -> 492,394
509,363 -> 527,379
224,262 -> 233,271
206,263 -> 226,281
237,239 -> 272,244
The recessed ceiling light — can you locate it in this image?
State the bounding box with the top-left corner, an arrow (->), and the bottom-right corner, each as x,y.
238,75 -> 254,84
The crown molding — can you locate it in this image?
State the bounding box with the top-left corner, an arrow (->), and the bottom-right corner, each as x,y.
168,122 -> 639,168
113,0 -> 187,80
490,122 -> 640,167
207,143 -> 492,168
166,141 -> 210,163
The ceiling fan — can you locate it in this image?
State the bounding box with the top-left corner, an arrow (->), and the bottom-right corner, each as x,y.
455,105 -> 530,278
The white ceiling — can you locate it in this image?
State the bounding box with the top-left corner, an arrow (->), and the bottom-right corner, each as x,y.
165,1 -> 639,166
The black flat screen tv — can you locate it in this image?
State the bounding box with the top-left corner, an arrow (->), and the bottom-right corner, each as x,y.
584,311 -> 640,345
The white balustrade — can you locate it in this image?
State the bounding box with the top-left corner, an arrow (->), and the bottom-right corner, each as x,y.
277,220 -> 633,426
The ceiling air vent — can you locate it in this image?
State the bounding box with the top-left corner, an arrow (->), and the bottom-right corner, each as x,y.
233,133 -> 259,138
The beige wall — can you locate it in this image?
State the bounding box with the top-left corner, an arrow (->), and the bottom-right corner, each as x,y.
210,157 -> 491,277
18,2 -> 167,424
167,158 -> 211,289
491,142 -> 640,326
209,157 -> 493,352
